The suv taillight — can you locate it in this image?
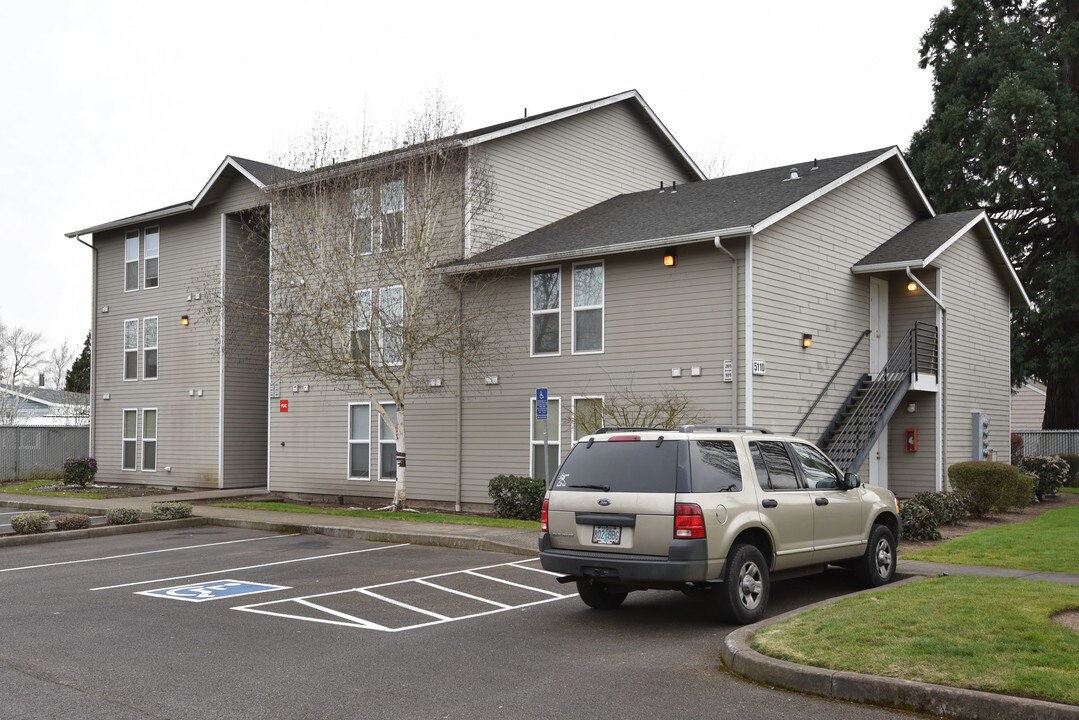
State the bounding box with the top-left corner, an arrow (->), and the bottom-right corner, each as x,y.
674,503 -> 705,539
541,499 -> 549,532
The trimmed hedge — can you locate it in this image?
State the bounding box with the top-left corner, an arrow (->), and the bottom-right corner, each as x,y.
62,456 -> 98,487
151,502 -> 193,520
1058,454 -> 1079,488
105,507 -> 141,525
488,474 -> 545,520
54,513 -> 92,531
10,511 -> 51,534
948,461 -> 1033,516
1021,455 -> 1069,500
899,492 -> 968,541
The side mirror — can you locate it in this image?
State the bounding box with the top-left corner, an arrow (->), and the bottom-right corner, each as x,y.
841,472 -> 861,490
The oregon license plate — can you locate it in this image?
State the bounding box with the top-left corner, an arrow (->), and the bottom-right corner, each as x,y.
592,525 -> 621,545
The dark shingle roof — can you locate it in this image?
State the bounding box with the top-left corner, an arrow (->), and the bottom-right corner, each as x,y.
853,210 -> 983,268
442,148 -> 897,271
231,156 -> 297,185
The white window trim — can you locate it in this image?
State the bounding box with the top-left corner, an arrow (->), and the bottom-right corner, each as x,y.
144,226 -> 160,289
379,285 -> 404,367
142,407 -> 158,472
122,408 -> 137,471
571,395 -> 604,443
571,260 -> 604,355
124,229 -> 140,292
352,289 -> 372,363
123,319 -> 139,381
530,266 -> 561,357
378,401 -> 398,482
530,394 -> 561,480
347,402 -> 372,481
351,187 -> 374,256
143,316 -> 158,381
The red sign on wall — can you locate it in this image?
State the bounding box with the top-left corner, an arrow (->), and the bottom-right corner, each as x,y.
279,399 -> 289,413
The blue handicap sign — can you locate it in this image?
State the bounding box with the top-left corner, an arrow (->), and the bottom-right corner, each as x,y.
137,579 -> 289,603
536,387 -> 548,420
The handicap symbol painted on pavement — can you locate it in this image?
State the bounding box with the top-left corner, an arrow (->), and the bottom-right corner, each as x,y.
136,579 -> 290,603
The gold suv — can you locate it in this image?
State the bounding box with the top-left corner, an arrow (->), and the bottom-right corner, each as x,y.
539,425 -> 901,624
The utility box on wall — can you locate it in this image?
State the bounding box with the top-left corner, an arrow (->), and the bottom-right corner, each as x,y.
971,412 -> 990,460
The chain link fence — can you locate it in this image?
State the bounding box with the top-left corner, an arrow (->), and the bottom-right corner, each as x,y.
0,426 -> 90,481
1016,430 -> 1079,488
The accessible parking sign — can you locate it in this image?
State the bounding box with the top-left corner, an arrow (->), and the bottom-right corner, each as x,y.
137,579 -> 289,603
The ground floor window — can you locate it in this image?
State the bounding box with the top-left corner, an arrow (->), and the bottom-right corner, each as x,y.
348,403 -> 370,479
572,397 -> 603,441
379,403 -> 398,481
142,409 -> 157,471
531,396 -> 560,481
122,409 -> 137,470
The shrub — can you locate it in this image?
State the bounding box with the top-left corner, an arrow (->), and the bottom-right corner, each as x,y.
105,507 -> 141,525
909,491 -> 967,526
488,474 -> 545,520
1010,433 -> 1024,466
54,513 -> 92,531
1058,454 -> 1079,488
1021,455 -> 1069,500
151,502 -> 193,520
899,500 -> 940,541
948,461 -> 1031,516
62,456 -> 98,487
10,511 -> 51,534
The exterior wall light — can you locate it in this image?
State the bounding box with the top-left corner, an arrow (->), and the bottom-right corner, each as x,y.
802,333 -> 813,349
907,281 -> 918,292
180,315 -> 190,327
663,248 -> 677,267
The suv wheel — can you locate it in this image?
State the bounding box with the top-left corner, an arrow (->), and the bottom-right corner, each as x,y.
576,579 -> 629,610
858,524 -> 897,588
716,543 -> 769,624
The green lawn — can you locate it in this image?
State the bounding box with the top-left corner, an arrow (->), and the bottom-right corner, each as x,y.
1062,487 -> 1079,495
212,501 -> 540,530
0,479 -> 111,499
903,505 -> 1079,573
752,576 -> 1079,705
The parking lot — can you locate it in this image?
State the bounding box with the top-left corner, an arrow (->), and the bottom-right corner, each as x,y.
0,527 -> 916,720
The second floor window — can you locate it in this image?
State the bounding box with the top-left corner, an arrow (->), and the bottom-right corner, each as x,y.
531,267 -> 560,355
144,227 -> 160,288
380,180 -> 404,251
379,285 -> 404,366
143,317 -> 158,380
125,230 -> 139,291
123,319 -> 138,380
573,261 -> 604,353
351,187 -> 374,255
351,289 -> 372,363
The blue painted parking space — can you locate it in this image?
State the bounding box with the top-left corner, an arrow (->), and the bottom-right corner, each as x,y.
137,579 -> 289,603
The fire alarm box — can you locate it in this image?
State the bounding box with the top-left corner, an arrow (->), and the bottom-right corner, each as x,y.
905,428 -> 918,452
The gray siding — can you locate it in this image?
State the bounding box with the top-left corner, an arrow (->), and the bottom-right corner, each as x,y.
91,172 -> 265,488
750,162 -> 923,444
1011,384 -> 1045,431
472,101 -> 695,253
937,228 -> 1014,477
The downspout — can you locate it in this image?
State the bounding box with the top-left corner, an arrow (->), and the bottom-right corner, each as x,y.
75,235 -> 96,455
714,237 -> 738,424
906,267 -> 946,491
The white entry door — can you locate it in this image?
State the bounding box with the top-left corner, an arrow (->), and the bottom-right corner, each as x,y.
868,278 -> 889,488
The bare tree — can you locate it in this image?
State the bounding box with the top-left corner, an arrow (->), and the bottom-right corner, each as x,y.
572,386 -> 707,438
0,325 -> 45,424
216,95 -> 504,510
47,342 -> 76,390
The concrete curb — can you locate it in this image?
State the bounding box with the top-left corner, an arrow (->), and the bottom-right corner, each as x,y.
0,517 -> 212,548
721,575 -> 1079,720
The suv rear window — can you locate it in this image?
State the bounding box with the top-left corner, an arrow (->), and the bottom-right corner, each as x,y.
689,440 -> 742,492
552,439 -> 685,493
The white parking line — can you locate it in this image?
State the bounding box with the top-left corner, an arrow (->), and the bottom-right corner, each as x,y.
233,559 -> 576,632
92,543 -> 409,591
1,533 -> 302,574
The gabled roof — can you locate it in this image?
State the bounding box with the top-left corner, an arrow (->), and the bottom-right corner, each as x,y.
0,385 -> 89,407
853,210 -> 1031,307
439,146 -> 927,273
65,156 -> 295,238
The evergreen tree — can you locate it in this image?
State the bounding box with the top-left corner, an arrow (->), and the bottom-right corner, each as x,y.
65,332 -> 90,393
907,0 -> 1079,428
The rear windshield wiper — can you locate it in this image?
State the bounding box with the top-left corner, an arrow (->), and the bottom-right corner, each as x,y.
568,483 -> 610,491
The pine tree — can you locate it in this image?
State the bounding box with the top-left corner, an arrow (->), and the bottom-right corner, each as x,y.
65,332 -> 90,393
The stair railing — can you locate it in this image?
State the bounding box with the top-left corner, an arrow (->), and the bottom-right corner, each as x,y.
792,329 -> 871,436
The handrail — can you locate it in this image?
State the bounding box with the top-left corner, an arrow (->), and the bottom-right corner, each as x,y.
792,329 -> 871,435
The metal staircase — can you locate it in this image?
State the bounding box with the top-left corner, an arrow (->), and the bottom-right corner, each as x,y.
819,322 -> 938,472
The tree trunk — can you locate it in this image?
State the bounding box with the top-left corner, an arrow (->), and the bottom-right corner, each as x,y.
1043,369 -> 1079,430
392,408 -> 407,510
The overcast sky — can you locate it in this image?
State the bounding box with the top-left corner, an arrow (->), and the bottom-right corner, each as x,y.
0,0 -> 947,360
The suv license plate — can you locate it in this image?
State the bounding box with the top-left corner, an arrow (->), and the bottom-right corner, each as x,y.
592,525 -> 621,545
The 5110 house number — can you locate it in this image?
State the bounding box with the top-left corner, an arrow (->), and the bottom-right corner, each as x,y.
752,360 -> 766,375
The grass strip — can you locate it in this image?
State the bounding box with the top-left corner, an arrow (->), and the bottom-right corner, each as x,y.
212,501 -> 540,530
0,480 -> 110,499
752,576 -> 1079,705
903,505 -> 1079,573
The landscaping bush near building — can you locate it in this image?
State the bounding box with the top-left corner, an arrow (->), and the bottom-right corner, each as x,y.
488,474 -> 545,520
948,461 -> 1033,516
10,511 -> 51,534
1057,454 -> 1079,488
54,513 -> 92,531
150,502 -> 193,520
1021,455 -> 1070,500
62,456 -> 98,487
899,491 -> 967,541
105,507 -> 141,525
1010,432 -> 1024,466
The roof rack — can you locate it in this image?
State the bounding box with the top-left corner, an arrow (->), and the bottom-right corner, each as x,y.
680,425 -> 773,434
594,426 -> 667,434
